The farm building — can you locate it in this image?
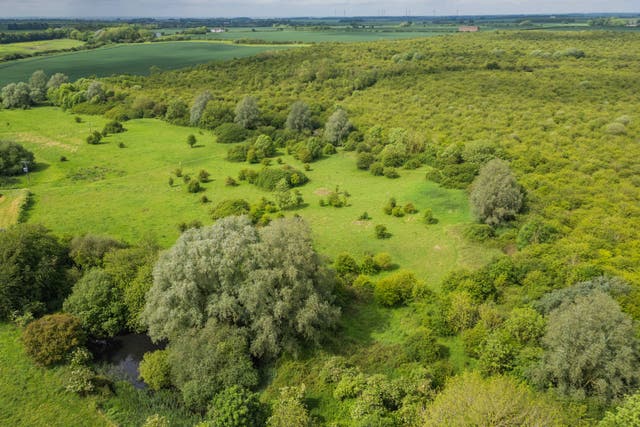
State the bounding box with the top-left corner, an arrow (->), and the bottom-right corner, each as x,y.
458,26 -> 479,32
210,28 -> 225,33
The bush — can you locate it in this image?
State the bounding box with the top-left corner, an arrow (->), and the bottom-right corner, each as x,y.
334,253 -> 360,280
356,153 -> 375,170
374,224 -> 391,239
403,203 -> 417,214
102,120 -> 125,136
374,271 -> 417,307
86,130 -> 102,145
210,199 -> 250,220
391,206 -> 404,217
370,162 -> 384,176
69,234 -> 126,270
214,123 -> 248,143
422,208 -> 438,225
208,386 -> 266,427
470,159 -> 523,226
139,350 -> 171,391
383,167 -> 399,179
0,141 -> 35,176
187,180 -> 202,193
404,328 -> 442,363
254,167 -> 308,191
373,253 -> 393,271
23,313 -> 85,366
225,176 -> 238,186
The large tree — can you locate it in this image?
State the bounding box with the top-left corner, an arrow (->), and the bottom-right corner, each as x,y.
234,96 -> 260,129
323,109 -> 351,146
533,291 -> 640,402
28,70 -> 48,103
0,141 -> 34,176
190,90 -> 213,126
142,216 -> 339,359
286,100 -> 312,133
0,224 -> 70,319
469,158 -> 523,226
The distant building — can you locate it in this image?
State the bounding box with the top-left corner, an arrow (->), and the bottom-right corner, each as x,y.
154,32 -> 162,38
210,28 -> 225,33
458,26 -> 479,32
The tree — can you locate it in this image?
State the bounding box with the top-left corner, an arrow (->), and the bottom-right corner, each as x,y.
63,269 -> 126,338
168,320 -> 258,411
165,99 -> 189,125
208,386 -> 266,427
187,134 -> 197,148
424,372 -> 569,426
0,224 -> 70,319
267,385 -> 311,427
1,82 -> 31,109
142,216 -> 339,359
234,96 -> 260,129
469,159 -> 523,226
190,90 -> 213,125
86,81 -> 105,103
0,141 -> 34,176
138,350 -> 171,391
599,392 -> 640,427
286,100 -> 312,133
533,291 -> 640,403
22,313 -> 85,366
46,72 -> 69,90
28,70 -> 48,103
324,109 -> 352,146
374,270 -> 416,307
69,234 -> 126,270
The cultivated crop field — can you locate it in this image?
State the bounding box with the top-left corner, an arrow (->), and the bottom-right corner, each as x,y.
0,41 -> 293,86
0,107 -> 494,282
0,39 -> 84,58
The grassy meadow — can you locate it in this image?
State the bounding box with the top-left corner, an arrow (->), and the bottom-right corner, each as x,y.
0,39 -> 84,57
0,42 -> 294,87
0,107 -> 495,283
0,323 -> 110,427
0,188 -> 29,228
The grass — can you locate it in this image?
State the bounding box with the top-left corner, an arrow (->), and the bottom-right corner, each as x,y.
0,323 -> 110,427
0,107 -> 497,283
0,39 -> 84,58
0,188 -> 30,228
0,41 -> 294,86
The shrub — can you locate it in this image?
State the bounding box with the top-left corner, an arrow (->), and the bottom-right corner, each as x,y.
210,199 -> 250,220
358,212 -> 371,220
86,130 -> 102,145
605,122 -> 626,135
391,206 -> 404,217
374,271 -> 417,307
198,169 -> 210,182
66,365 -> 96,395
356,152 -> 375,170
334,253 -> 360,280
254,167 -> 308,191
102,120 -> 125,136
225,176 -> 238,186
0,141 -> 35,176
383,198 -> 396,215
187,134 -> 197,148
422,208 -> 438,225
214,123 -> 248,143
139,350 -> 171,391
23,313 -> 85,366
142,415 -> 169,427
404,328 -> 442,363
187,180 -> 202,193
69,234 -> 126,270
403,203 -> 417,214
470,159 -> 523,226
208,386 -> 266,427
360,254 -> 379,275
374,224 -> 391,239
463,223 -> 493,241
383,167 -> 399,178
370,162 -> 384,176
373,253 -> 393,271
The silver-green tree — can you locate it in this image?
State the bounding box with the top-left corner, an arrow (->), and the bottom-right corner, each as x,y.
469,158 -> 523,226
190,90 -> 212,125
234,96 -> 260,129
286,100 -> 312,133
324,109 -> 351,146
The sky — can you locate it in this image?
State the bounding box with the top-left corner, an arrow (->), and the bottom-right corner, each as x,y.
1,0 -> 638,18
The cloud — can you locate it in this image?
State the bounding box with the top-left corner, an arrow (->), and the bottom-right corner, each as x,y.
1,0 -> 638,17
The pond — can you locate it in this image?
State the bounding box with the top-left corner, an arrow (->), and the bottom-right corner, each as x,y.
95,333 -> 164,389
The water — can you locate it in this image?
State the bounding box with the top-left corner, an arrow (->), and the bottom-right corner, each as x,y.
96,333 -> 164,389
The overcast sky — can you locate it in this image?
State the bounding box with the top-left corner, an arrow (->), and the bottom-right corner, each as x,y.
2,0 -> 638,18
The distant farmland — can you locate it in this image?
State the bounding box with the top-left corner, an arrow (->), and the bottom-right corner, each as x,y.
0,41 -> 293,86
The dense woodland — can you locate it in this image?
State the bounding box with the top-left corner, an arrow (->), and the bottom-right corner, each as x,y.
1,29 -> 640,426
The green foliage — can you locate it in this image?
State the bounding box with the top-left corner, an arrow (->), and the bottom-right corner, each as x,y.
253,166 -> 308,191
190,91 -> 212,126
463,223 -> 493,241
470,159 -> 523,226
139,350 -> 171,391
404,328 -> 442,364
187,179 -> 202,193
599,392 -> 640,427
235,96 -> 260,129
22,313 -> 85,366
63,269 -> 126,338
142,415 -> 169,427
334,252 -> 361,282
534,276 -> 629,315
102,120 -> 125,136
168,321 -> 258,412
1,82 -> 31,109
210,198 -> 250,220
142,216 -> 339,359
425,372 -> 569,426
286,100 -> 312,133
534,291 -> 640,403
0,141 -> 34,176
187,134 -> 196,148
373,253 -> 393,271
69,234 -> 126,270
165,99 -> 189,125
267,385 -> 311,427
324,109 -> 351,146
214,122 -> 247,143
0,223 -> 70,319
422,208 -> 438,225
374,270 -> 416,307
208,386 -> 266,427
85,130 -> 102,145
374,224 -> 391,239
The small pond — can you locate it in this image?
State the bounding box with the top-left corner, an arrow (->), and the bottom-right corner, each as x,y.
94,333 -> 164,389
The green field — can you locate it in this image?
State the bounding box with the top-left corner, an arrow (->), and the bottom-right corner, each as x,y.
0,107 -> 495,284
0,188 -> 29,228
0,39 -> 84,57
0,323 -> 109,427
0,41 -> 293,87
179,27 -> 452,43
